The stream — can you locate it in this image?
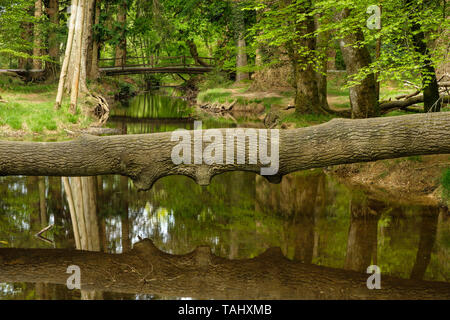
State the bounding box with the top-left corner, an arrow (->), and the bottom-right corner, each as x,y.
0,93 -> 448,300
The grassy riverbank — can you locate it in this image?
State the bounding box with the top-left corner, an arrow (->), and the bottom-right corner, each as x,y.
195,75 -> 450,128
0,76 -> 94,140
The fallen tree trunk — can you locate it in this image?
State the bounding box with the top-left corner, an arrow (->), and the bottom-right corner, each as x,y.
380,94 -> 450,113
0,239 -> 449,299
1,112 -> 450,190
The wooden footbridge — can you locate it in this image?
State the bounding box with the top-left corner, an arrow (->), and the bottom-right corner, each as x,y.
98,55 -> 215,76
0,68 -> 44,78
0,55 -> 216,78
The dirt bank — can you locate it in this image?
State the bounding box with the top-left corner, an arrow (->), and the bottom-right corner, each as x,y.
327,155 -> 450,206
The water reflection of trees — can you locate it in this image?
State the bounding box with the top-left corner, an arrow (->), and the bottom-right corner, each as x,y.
1,239 -> 449,300
0,172 -> 449,287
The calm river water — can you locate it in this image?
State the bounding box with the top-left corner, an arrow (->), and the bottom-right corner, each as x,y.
0,94 -> 448,300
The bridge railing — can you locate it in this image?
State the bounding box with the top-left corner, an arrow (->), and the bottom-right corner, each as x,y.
99,55 -> 216,69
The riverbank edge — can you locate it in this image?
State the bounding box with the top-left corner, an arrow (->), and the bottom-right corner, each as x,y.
326,155 -> 450,207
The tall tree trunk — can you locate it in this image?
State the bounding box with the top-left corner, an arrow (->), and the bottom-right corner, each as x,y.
236,37 -> 249,82
406,0 -> 442,112
19,6 -> 34,70
115,1 -> 127,67
186,39 -> 210,67
80,0 -> 95,92
338,9 -> 378,119
89,0 -> 101,79
255,8 -> 263,68
292,0 -> 327,114
316,16 -> 331,111
44,0 -> 60,80
55,0 -> 103,116
55,0 -> 79,109
69,0 -> 86,114
33,0 -> 43,70
233,2 -> 249,82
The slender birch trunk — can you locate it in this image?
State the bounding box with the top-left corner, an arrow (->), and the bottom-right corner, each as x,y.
55,0 -> 79,110
69,0 -> 86,115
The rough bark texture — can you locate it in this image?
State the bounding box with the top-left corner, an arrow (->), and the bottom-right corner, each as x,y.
0,113 -> 450,190
19,6 -> 34,70
186,39 -> 210,67
69,0 -> 85,114
380,94 -> 450,112
33,0 -> 43,70
0,239 -> 449,299
55,0 -> 96,113
80,0 -> 95,91
233,2 -> 249,82
55,0 -> 78,109
236,37 -> 249,82
293,1 -> 325,115
114,1 -> 127,67
339,9 -> 378,119
89,0 -> 100,79
406,0 -> 442,112
316,22 -> 330,111
44,0 -> 60,80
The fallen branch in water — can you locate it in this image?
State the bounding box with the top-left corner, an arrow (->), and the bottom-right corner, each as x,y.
34,224 -> 54,245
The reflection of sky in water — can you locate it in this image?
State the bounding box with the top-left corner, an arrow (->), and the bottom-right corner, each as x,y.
106,216 -> 122,253
0,283 -> 18,297
107,203 -> 175,254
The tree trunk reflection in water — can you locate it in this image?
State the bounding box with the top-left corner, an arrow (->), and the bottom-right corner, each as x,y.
26,177 -> 41,234
120,176 -> 131,253
345,196 -> 384,272
62,176 -> 104,299
62,177 -> 101,252
48,177 -> 67,244
255,172 -> 326,263
410,206 -> 439,280
38,177 -> 47,227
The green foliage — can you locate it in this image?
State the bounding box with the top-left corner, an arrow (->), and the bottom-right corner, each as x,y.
244,0 -> 448,90
198,71 -> 233,91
